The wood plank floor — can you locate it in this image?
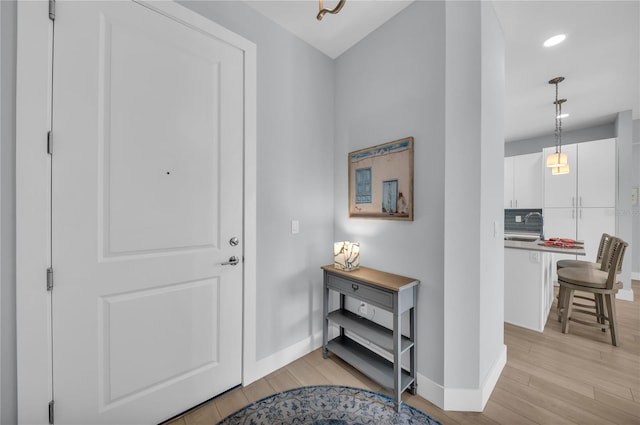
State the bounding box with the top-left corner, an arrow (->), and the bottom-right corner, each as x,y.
165,280 -> 640,425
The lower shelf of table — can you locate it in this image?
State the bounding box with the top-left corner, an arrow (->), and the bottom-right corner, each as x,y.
325,335 -> 414,393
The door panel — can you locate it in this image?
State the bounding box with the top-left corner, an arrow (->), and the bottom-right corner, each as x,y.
52,1 -> 243,423
102,11 -> 220,255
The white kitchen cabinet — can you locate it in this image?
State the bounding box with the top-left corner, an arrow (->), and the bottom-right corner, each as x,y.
505,152 -> 543,209
543,138 -> 617,284
504,157 -> 515,209
543,138 -> 616,208
578,207 -> 616,260
504,248 -> 554,332
577,138 -> 616,208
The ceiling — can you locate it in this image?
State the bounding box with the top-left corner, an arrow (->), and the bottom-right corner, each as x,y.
245,1 -> 639,143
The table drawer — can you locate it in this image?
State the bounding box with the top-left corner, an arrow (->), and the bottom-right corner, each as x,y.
327,274 -> 393,310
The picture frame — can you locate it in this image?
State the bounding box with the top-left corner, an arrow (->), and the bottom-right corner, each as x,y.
348,137 -> 414,221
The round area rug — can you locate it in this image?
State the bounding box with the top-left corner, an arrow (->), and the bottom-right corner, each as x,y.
216,385 -> 442,425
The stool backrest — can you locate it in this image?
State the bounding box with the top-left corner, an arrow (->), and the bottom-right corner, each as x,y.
595,233 -> 612,264
604,237 -> 628,290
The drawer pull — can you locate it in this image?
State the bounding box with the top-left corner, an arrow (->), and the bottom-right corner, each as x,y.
352,284 -> 359,291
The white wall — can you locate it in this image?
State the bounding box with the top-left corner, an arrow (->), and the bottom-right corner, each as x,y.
177,1 -> 335,361
479,0 -> 506,390
0,1 -> 17,423
443,1 -> 505,407
334,1 -> 505,410
334,0 -> 447,386
616,111 -> 634,291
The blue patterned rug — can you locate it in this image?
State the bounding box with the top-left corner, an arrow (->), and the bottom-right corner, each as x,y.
216,385 -> 442,425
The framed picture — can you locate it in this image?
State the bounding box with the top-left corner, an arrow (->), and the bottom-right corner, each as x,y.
348,137 -> 414,221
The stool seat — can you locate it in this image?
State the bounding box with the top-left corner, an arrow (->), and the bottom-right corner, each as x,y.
557,267 -> 621,290
556,259 -> 599,269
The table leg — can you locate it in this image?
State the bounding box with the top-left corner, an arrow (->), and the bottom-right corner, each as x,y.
322,279 -> 329,359
393,311 -> 401,411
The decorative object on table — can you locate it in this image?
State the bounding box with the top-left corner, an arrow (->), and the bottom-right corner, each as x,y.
543,237 -> 577,248
348,137 -> 414,220
216,385 -> 442,425
334,241 -> 360,271
545,76 -> 570,175
317,0 -> 346,20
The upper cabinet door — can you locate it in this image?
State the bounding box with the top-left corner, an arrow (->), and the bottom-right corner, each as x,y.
504,157 -> 515,208
577,138 -> 616,208
543,143 -> 578,208
513,152 -> 543,209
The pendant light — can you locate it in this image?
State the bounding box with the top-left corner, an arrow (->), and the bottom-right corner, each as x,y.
546,77 -> 569,175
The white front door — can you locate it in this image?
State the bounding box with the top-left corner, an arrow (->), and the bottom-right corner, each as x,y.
51,1 -> 244,423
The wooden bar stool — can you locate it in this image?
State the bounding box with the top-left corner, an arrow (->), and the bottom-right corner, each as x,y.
556,233 -> 612,322
557,237 -> 628,346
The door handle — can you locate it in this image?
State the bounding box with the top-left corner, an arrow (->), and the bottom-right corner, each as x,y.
220,256 -> 240,266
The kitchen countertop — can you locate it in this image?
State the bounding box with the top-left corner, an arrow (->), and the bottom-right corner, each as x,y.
504,239 -> 586,256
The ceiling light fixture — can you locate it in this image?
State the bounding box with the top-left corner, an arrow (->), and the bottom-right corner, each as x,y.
543,34 -> 566,47
546,76 -> 569,175
317,0 -> 346,21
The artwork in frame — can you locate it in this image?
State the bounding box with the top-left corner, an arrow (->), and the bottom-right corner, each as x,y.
348,137 -> 414,220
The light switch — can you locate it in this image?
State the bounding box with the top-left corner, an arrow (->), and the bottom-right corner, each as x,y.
291,220 -> 299,234
632,186 -> 639,206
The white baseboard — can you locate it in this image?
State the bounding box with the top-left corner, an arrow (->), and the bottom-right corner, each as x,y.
244,331 -> 324,386
616,288 -> 635,302
416,345 -> 507,412
632,272 -> 640,281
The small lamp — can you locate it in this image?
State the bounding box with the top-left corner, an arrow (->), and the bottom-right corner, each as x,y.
334,241 -> 360,271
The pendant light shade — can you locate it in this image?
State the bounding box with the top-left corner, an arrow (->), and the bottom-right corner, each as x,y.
546,151 -> 568,167
551,164 -> 570,175
545,77 -> 569,174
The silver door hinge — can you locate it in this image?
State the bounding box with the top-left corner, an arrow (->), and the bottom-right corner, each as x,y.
47,131 -> 53,155
48,400 -> 54,424
49,0 -> 55,21
46,268 -> 54,291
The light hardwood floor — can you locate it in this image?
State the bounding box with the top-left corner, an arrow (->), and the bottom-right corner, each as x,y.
165,280 -> 640,425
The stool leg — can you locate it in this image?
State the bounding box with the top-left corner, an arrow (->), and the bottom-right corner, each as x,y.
595,294 -> 605,331
561,287 -> 574,334
557,286 -> 564,322
604,294 -> 618,346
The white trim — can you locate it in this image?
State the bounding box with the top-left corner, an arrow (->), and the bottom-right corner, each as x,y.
16,2 -> 257,423
16,2 -> 54,424
616,288 -> 635,302
632,272 -> 640,281
241,36 -> 258,388
416,345 -> 507,412
244,331 -> 324,385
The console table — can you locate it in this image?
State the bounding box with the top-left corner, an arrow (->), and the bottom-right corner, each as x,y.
321,265 -> 419,410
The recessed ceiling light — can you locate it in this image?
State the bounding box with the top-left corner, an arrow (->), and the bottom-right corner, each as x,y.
557,113 -> 569,119
544,34 -> 566,47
